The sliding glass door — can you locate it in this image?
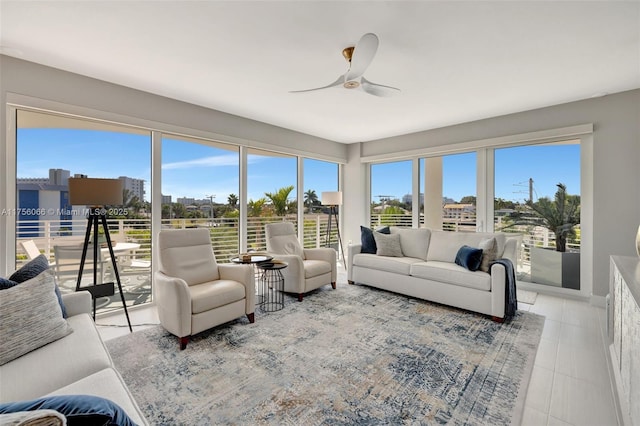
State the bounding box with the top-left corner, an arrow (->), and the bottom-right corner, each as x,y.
16,110 -> 152,313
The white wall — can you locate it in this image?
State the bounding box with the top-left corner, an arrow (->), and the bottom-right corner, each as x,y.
343,89 -> 640,298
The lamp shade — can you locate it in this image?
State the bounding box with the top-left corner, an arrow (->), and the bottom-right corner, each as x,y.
68,178 -> 123,206
321,191 -> 343,206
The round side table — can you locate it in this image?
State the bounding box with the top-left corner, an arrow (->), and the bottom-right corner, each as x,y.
256,262 -> 287,312
230,254 -> 273,305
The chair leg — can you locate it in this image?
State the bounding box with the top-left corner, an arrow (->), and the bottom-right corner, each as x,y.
298,293 -> 304,302
247,313 -> 255,323
179,336 -> 189,350
331,282 -> 336,289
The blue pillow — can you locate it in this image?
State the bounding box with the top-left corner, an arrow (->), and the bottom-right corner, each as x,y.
455,245 -> 483,271
360,226 -> 390,254
0,395 -> 137,426
3,255 -> 67,318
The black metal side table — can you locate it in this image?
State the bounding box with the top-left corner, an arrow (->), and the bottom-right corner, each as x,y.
230,254 -> 273,305
256,261 -> 287,312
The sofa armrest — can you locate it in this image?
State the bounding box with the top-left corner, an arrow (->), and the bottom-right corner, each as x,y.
489,262 -> 506,318
347,244 -> 362,281
303,248 -> 337,283
154,271 -> 192,338
61,291 -> 92,317
218,264 -> 255,313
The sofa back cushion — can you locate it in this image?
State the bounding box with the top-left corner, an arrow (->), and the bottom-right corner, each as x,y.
389,227 -> 431,260
426,231 -> 507,262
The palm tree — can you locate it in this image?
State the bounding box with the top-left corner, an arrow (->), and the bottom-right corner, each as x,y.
248,198 -> 267,217
122,189 -> 142,217
265,185 -> 295,216
227,194 -> 238,210
526,183 -> 580,252
304,189 -> 319,212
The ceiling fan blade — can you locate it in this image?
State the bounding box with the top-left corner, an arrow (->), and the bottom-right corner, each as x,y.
360,77 -> 401,97
289,75 -> 345,93
345,33 -> 379,81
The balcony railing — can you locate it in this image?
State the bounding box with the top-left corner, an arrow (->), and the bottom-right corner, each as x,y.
14,214 -> 340,315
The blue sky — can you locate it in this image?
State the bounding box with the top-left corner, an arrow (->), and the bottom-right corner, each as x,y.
17,128 -> 580,204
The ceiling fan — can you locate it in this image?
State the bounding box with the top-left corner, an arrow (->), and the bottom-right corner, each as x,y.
290,33 -> 400,97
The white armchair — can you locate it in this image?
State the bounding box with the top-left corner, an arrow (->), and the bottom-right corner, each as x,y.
265,222 -> 336,301
156,228 -> 255,350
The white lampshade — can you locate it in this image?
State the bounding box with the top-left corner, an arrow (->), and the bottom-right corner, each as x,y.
68,178 -> 123,206
321,191 -> 343,206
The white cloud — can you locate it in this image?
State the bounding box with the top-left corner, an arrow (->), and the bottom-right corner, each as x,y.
162,154 -> 240,170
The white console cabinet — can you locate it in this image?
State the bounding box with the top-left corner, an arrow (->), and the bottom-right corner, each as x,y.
609,256 -> 640,426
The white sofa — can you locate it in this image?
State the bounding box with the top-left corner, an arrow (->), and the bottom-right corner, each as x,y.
0,291 -> 148,425
347,227 -> 519,320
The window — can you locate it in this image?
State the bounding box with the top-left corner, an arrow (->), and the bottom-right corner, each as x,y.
303,159 -> 338,249
246,149 -> 297,251
420,152 -> 476,231
161,135 -> 240,260
494,141 -> 581,289
16,110 -> 152,314
370,160 -> 412,228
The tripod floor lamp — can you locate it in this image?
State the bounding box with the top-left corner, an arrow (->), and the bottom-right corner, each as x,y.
68,177 -> 132,332
321,191 -> 346,268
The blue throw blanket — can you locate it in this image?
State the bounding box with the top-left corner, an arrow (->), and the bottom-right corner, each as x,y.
491,258 -> 517,320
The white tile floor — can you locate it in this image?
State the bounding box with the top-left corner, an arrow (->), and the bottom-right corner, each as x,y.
520,294 -> 619,426
98,277 -> 620,426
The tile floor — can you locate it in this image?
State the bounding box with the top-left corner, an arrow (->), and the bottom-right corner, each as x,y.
98,272 -> 620,426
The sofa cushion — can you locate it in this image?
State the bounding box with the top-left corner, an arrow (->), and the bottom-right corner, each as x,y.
189,280 -> 246,314
410,261 -> 491,291
390,227 -> 431,260
353,253 -> 421,275
0,270 -> 73,366
454,245 -> 483,271
426,231 -> 507,262
0,313 -> 112,402
479,237 -> 498,272
373,232 -> 403,257
360,226 -> 390,254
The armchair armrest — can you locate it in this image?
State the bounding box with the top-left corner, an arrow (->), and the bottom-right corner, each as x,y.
154,271 -> 192,338
61,291 -> 92,317
303,248 -> 337,283
267,253 -> 305,294
218,264 -> 255,312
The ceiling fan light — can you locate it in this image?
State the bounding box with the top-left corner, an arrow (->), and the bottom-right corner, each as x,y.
343,80 -> 360,89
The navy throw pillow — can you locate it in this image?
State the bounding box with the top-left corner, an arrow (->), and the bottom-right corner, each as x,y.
4,254 -> 66,318
9,254 -> 50,283
360,226 -> 390,254
0,395 -> 137,426
455,245 -> 483,271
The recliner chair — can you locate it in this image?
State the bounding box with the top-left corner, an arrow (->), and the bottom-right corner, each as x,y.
265,222 -> 336,301
155,228 -> 255,350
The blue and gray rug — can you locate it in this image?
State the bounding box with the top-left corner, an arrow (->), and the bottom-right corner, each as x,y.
107,284 -> 544,425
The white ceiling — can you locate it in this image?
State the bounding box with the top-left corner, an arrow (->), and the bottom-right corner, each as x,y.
1,1 -> 639,144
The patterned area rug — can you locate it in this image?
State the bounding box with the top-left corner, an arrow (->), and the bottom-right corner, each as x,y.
107,284 -> 544,425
